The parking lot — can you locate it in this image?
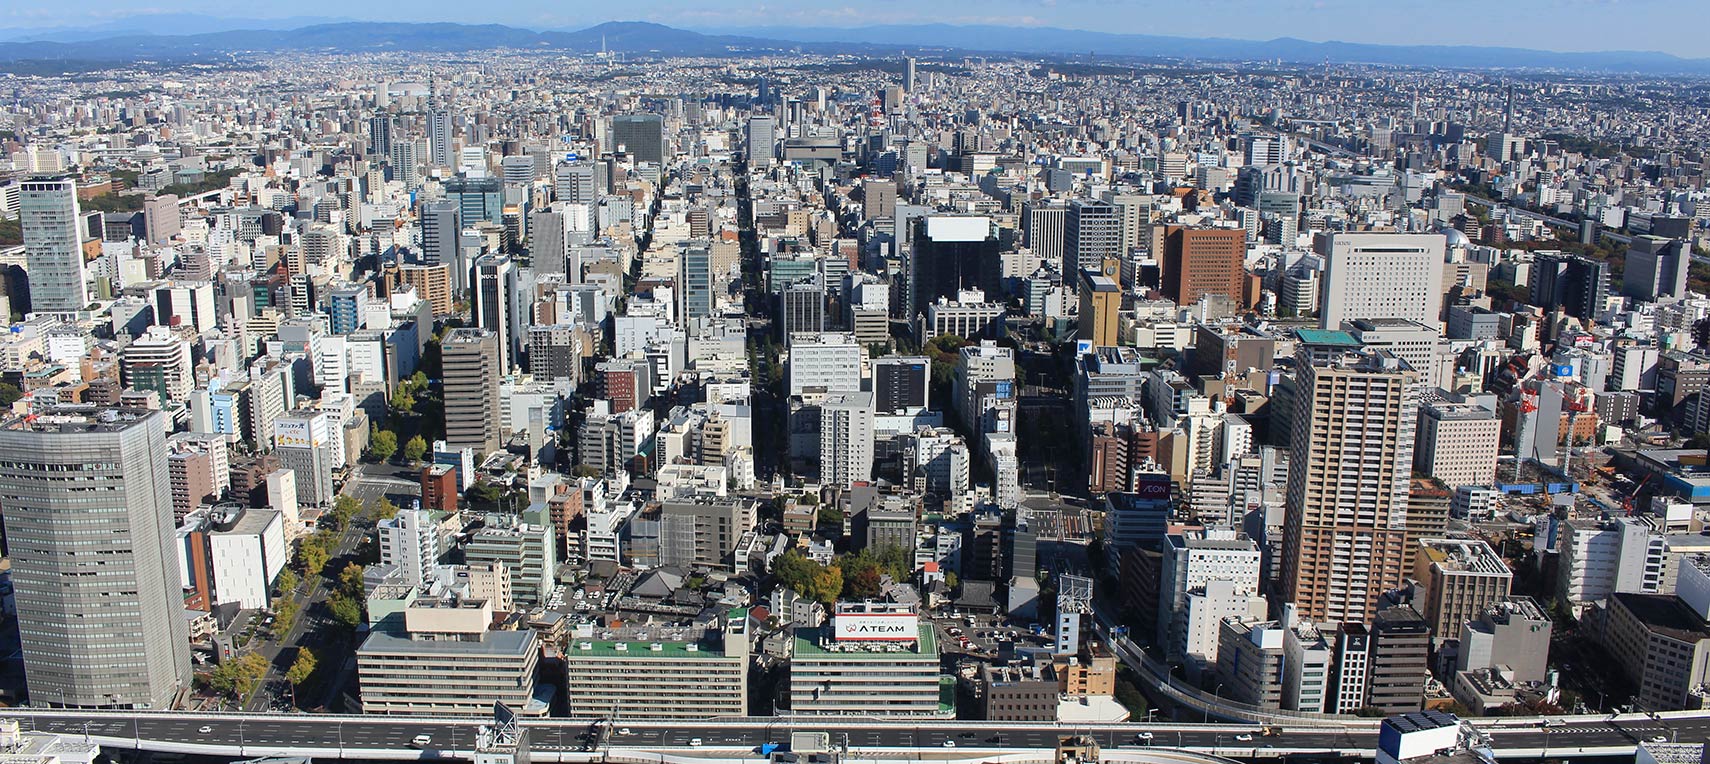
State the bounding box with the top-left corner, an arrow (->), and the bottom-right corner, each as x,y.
930,611 -> 1053,656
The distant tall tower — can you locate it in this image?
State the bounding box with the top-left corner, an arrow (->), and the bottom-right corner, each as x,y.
368,115 -> 395,158
1280,342 -> 1418,625
904,56 -> 918,92
428,109 -> 453,168
0,407 -> 192,708
1503,84 -> 1514,135
19,175 -> 89,315
746,115 -> 777,167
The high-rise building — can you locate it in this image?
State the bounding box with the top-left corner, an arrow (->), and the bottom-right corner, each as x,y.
1280,340 -> 1418,625
369,115 -> 395,158
1412,538 -> 1513,640
470,253 -> 522,372
820,391 -> 875,488
441,329 -> 501,454
1160,225 -> 1246,307
445,176 -> 503,227
1078,265 -> 1122,347
746,115 -> 776,166
1064,199 -> 1122,280
19,175 -> 89,315
379,508 -> 441,589
141,194 -> 180,245
554,162 -> 599,204
870,356 -> 930,414
1366,605 -> 1430,714
611,113 -> 666,166
0,407 -> 191,708
428,110 -> 453,167
1024,200 -> 1067,273
1317,232 -> 1446,330
1624,235 -> 1691,302
419,200 -> 459,270
910,216 -> 1001,316
1529,251 -> 1608,320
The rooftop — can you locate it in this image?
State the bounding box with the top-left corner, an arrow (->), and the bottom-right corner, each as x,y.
1613,592 -> 1710,643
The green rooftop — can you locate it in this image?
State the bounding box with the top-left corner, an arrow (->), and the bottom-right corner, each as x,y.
792,625 -> 938,659
1295,328 -> 1361,346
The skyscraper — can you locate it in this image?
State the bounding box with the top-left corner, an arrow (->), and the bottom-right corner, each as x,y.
820,391 -> 875,488
611,113 -> 666,166
1623,235 -> 1690,303
1280,340 -> 1418,625
470,253 -> 522,373
1064,198 -> 1122,280
428,110 -> 453,168
554,161 -> 599,204
680,242 -> 715,323
1317,232 -> 1446,330
444,176 -> 503,226
1160,225 -> 1247,308
0,407 -> 191,708
746,115 -> 777,166
369,115 -> 395,158
441,329 -> 501,455
910,216 -> 1001,317
1025,200 -> 1067,274
419,200 -> 460,270
20,175 -> 89,314
1529,251 -> 1608,320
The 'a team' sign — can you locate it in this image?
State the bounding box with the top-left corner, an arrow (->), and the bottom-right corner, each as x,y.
834,612 -> 919,641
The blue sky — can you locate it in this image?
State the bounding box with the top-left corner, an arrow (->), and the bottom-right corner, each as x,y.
5,0 -> 1709,58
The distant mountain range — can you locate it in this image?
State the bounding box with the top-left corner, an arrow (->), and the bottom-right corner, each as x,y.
0,17 -> 1707,75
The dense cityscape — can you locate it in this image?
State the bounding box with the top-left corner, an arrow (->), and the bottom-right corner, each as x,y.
1,12 -> 1709,764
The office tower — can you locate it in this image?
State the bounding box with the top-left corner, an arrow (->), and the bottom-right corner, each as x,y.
904,56 -> 917,91
910,216 -> 1001,315
428,109 -> 453,167
470,253 -> 522,372
611,113 -> 665,166
19,175 -> 88,314
445,176 -> 503,226
954,340 -> 1015,435
1280,344 -> 1418,625
746,115 -> 776,166
862,180 -> 896,221
658,499 -> 758,571
1414,398 -> 1500,489
680,243 -> 715,322
328,284 -> 367,336
820,391 -> 875,487
419,200 -> 459,269
1529,251 -> 1608,320
781,280 -> 827,340
369,115 -> 394,158
500,154 -> 534,186
389,139 -> 421,188
1023,199 -> 1067,271
1157,529 -> 1263,664
378,508 -> 441,589
1624,235 -> 1690,302
141,194 -> 180,245
0,407 -> 191,708
870,356 -> 930,414
1078,266 -> 1122,347
1327,623 -> 1372,714
1160,225 -> 1246,307
1412,538 -> 1512,639
1064,198 -> 1122,279
1104,192 -> 1153,256
786,332 -> 864,396
1317,232 -> 1446,330
554,161 -> 598,204
441,329 -> 501,454
564,613 -> 748,720
1366,605 -> 1429,714
530,207 -> 570,275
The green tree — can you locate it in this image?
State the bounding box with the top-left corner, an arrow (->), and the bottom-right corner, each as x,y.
329,495 -> 361,529
298,535 -> 331,577
772,550 -> 842,604
327,595 -> 364,629
571,464 -> 603,478
403,434 -> 427,464
273,568 -> 299,596
371,497 -> 400,521
285,647 -> 318,689
0,382 -> 21,409
337,562 -> 366,598
207,652 -> 269,699
389,385 -> 416,412
271,597 -> 298,637
369,426 -> 397,461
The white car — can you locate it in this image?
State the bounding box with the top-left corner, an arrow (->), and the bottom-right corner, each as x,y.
198,726 -> 213,734
1234,734 -> 1254,742
942,740 -> 957,748
618,728 -> 633,736
411,735 -> 433,748
1135,732 -> 1153,742
689,738 -> 703,747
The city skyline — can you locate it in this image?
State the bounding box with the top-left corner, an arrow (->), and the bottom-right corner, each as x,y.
3,1 -> 1710,59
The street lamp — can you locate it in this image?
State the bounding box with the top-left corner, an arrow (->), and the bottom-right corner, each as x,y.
1205,682 -> 1224,723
